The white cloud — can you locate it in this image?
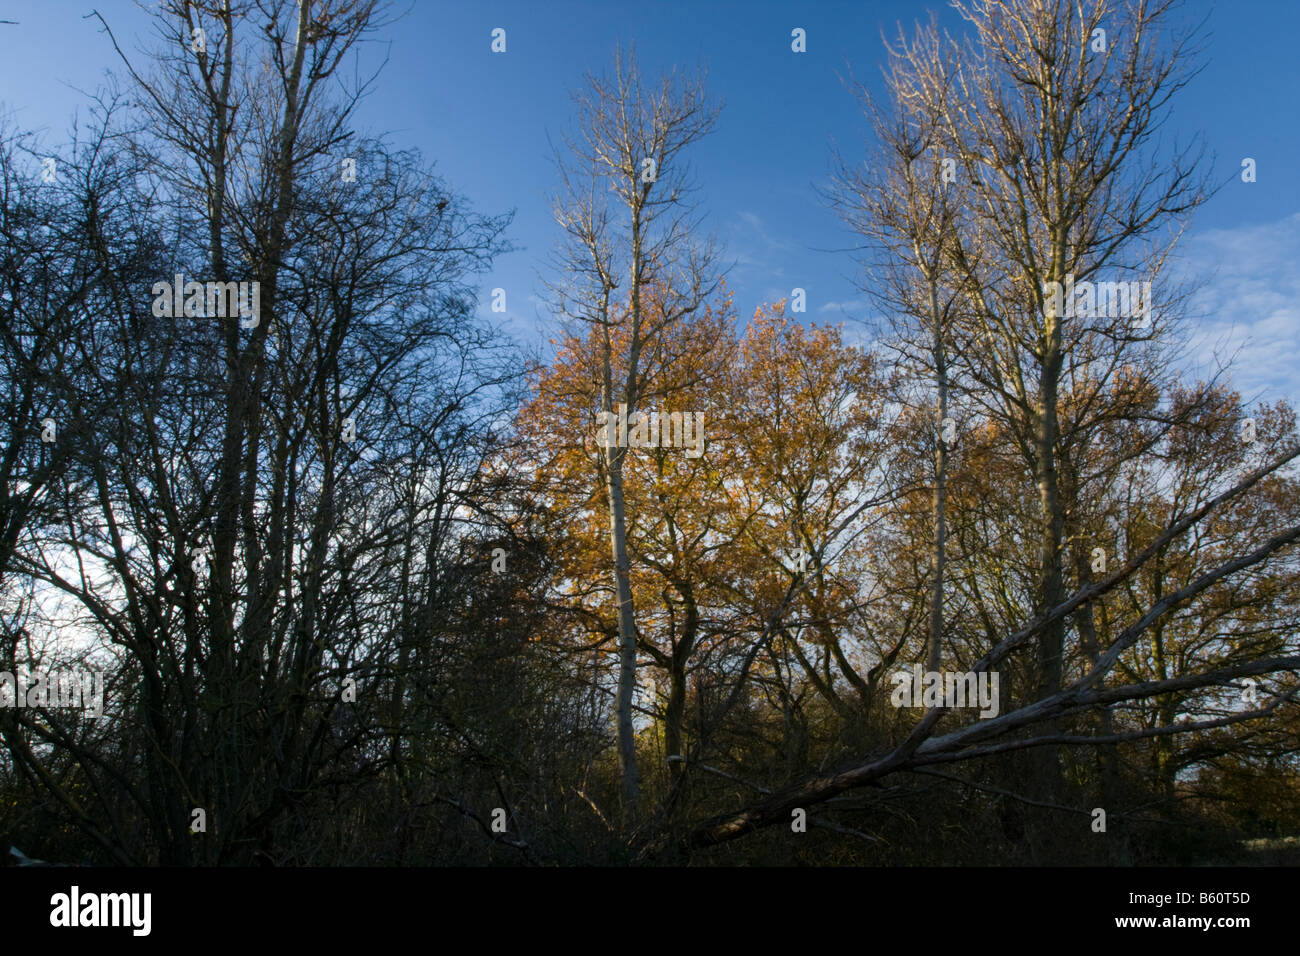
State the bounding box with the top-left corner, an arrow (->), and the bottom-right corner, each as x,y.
1176,211 -> 1300,403
818,298 -> 868,315
728,210 -> 794,275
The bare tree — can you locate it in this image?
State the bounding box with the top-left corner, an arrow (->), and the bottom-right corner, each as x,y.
548,44 -> 721,823
669,0 -> 1300,857
831,19 -> 966,676
3,0 -> 515,864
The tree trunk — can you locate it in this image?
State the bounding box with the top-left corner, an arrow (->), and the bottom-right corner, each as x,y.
928,279 -> 948,674
605,452 -> 640,822
1029,301 -> 1067,855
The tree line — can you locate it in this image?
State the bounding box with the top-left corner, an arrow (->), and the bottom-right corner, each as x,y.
2,0 -> 1297,865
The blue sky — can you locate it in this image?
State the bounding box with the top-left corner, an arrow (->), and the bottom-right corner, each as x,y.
2,0 -> 1297,403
